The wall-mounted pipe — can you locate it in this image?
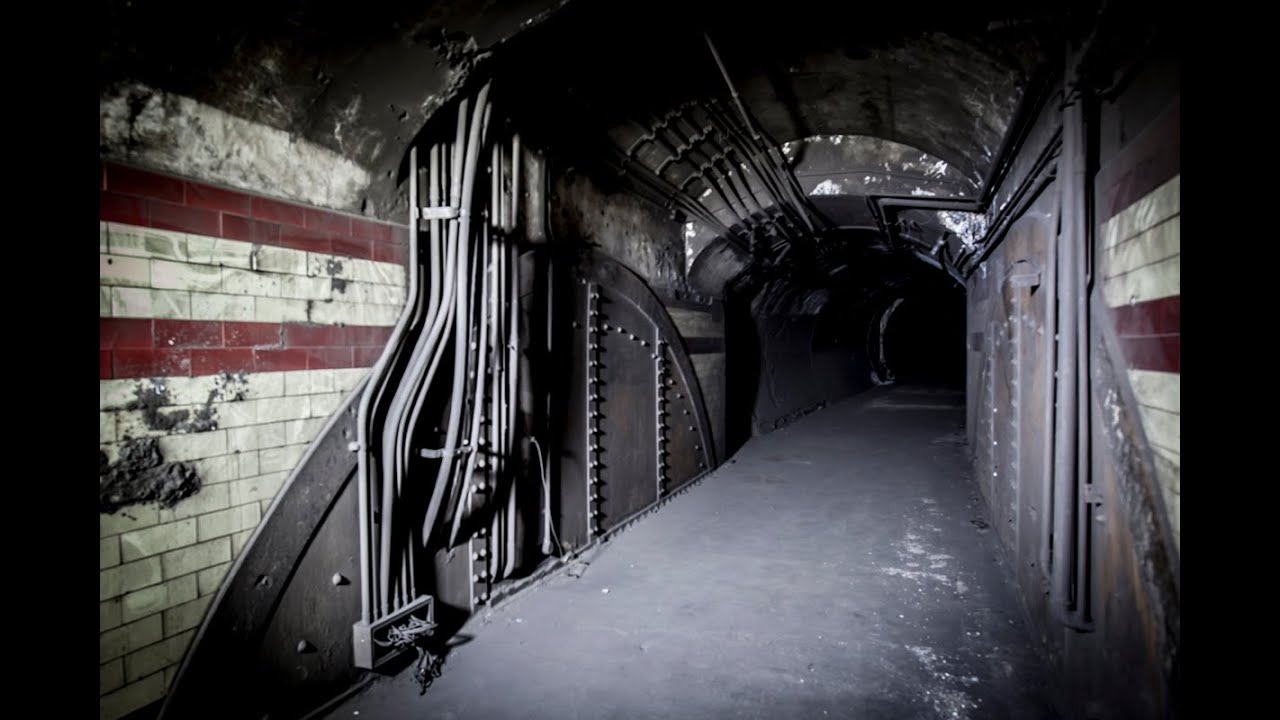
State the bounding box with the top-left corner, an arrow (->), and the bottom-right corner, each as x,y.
979,64 -> 1059,207
1039,183 -> 1060,588
356,138 -> 427,621
504,136 -> 522,576
1070,84 -> 1096,630
377,96 -> 475,610
1052,66 -> 1095,630
960,127 -> 1062,276
421,82 -> 492,548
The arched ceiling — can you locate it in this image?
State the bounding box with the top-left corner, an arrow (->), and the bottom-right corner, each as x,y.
734,35 -> 1040,188
100,0 -> 1064,222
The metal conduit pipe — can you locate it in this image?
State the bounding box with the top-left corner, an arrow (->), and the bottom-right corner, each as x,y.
417,140 -> 453,587
503,134 -> 521,578
499,140 -> 510,236
721,158 -> 778,226
644,125 -> 755,235
684,162 -> 751,229
1040,186 -> 1060,586
700,107 -> 781,197
699,107 -> 798,221
419,82 -> 491,549
445,193 -> 489,546
491,214 -> 504,579
600,138 -> 739,240
402,144 -> 445,607
491,141 -> 501,230
705,97 -> 816,236
425,145 -> 443,347
1071,84 -> 1094,629
409,215 -> 463,534
697,160 -> 756,230
505,237 -> 519,578
355,141 -> 426,621
511,134 -> 521,232
377,99 -> 471,611
700,101 -> 817,240
655,111 -> 790,242
645,116 -> 757,223
417,110 -> 481,527
712,159 -> 769,226
498,140 -> 510,577
488,230 -> 499,579
1052,86 -> 1082,620
453,178 -> 494,547
412,196 -> 461,537
481,155 -> 501,579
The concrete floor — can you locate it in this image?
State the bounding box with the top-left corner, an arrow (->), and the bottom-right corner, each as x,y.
326,386 -> 1057,720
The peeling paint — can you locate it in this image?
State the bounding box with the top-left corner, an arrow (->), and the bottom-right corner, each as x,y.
127,379 -> 217,434
125,372 -> 250,436
100,437 -> 201,514
100,82 -> 372,213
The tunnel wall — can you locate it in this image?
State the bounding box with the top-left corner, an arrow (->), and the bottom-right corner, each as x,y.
1095,74 -> 1180,550
549,165 -> 728,459
967,44 -> 1179,720
101,84 -> 377,217
747,309 -> 872,433
98,162 -> 408,719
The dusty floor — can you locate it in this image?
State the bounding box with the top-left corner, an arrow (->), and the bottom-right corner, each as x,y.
325,386 -> 1056,719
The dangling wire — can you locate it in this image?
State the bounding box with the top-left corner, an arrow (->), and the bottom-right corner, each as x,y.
529,437 -> 565,558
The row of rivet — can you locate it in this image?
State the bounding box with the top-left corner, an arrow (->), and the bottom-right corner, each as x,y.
469,310 -> 497,606
656,338 -> 670,496
601,319 -> 651,349
988,320 -> 999,481
471,388 -> 493,606
662,344 -> 709,471
587,282 -> 605,537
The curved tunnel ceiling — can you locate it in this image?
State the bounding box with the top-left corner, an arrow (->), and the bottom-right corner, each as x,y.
735,36 -> 1035,188
488,0 -> 1059,303
786,135 -> 978,199
100,0 -> 1063,225
677,134 -> 978,284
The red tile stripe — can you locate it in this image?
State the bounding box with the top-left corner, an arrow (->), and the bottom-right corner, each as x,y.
99,318 -> 392,378
1110,295 -> 1179,338
1119,335 -> 1179,374
1096,98 -> 1179,222
101,162 -> 410,264
1111,294 -> 1179,373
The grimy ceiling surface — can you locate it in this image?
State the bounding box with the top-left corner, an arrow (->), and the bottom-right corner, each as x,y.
100,0 -> 1064,220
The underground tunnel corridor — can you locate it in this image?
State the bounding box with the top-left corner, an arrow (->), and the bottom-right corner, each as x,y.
323,385 -> 1056,720
98,2 -> 1178,719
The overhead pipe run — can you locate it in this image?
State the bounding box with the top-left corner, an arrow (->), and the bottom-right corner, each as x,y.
704,34 -> 818,236
598,34 -> 830,271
